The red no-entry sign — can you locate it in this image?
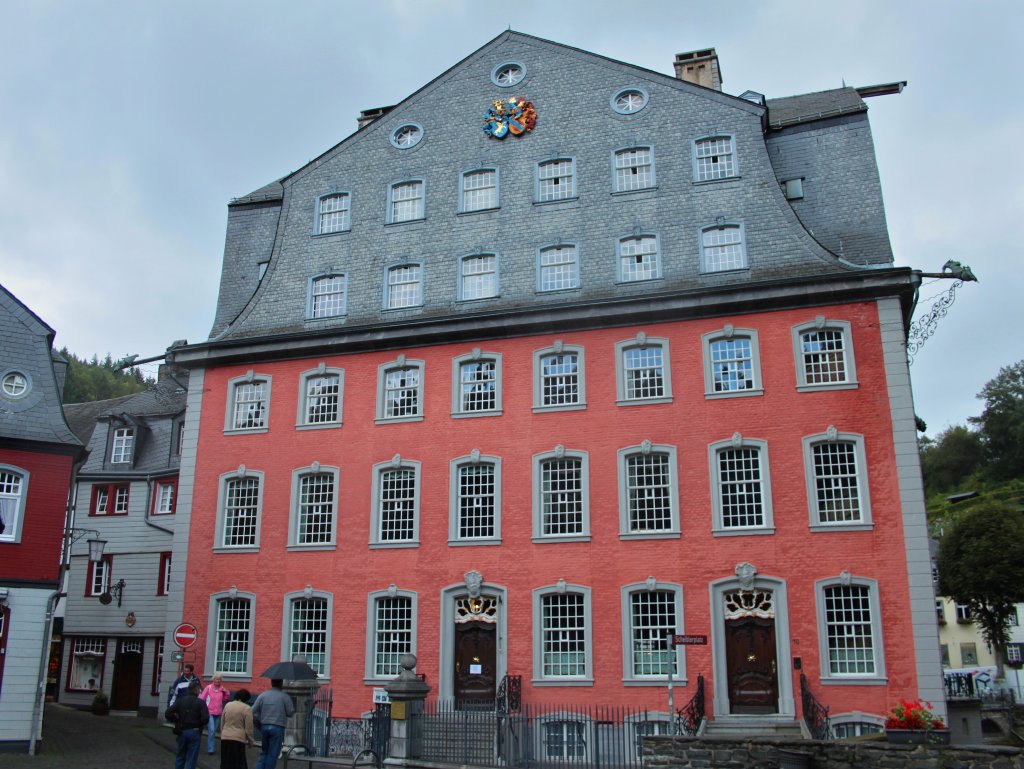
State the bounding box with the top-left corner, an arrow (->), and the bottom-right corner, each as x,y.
173,622 -> 199,649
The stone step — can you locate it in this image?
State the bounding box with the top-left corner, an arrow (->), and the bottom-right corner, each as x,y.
704,719 -> 805,738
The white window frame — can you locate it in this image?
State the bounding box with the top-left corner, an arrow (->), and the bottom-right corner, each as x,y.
955,603 -> 972,623
617,235 -> 662,283
224,372 -> 272,434
539,715 -> 591,761
206,591 -> 256,680
314,192 -> 351,235
535,158 -> 577,203
612,147 -> 655,192
532,583 -> 593,685
701,326 -> 763,398
69,637 -> 106,691
692,135 -> 738,182
536,243 -> 580,293
214,468 -> 264,552
308,274 -> 348,319
88,556 -> 112,597
384,263 -> 423,310
390,123 -> 423,150
364,589 -> 417,683
154,480 -> 176,515
387,179 -> 425,223
532,447 -> 590,543
610,87 -> 649,115
532,343 -> 586,412
491,61 -> 526,87
458,253 -> 499,302
296,366 -> 344,429
620,582 -> 685,685
281,590 -> 333,678
792,318 -> 858,390
0,465 -> 28,544
803,430 -> 872,531
460,168 -> 500,212
288,465 -> 339,550
829,713 -> 885,738
110,427 -> 134,464
451,351 -> 503,417
815,576 -> 886,684
614,335 -> 673,405
699,223 -> 747,273
375,357 -> 425,424
617,443 -> 680,539
709,435 -> 774,535
370,457 -> 421,548
449,452 -> 502,546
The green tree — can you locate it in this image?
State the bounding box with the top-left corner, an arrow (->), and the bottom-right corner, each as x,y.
970,360 -> 1024,483
937,501 -> 1024,666
920,425 -> 985,497
60,348 -> 154,403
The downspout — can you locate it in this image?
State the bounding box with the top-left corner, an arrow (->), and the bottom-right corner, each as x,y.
29,590 -> 60,755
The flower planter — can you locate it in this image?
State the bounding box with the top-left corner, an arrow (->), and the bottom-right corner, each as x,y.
885,728 -> 951,745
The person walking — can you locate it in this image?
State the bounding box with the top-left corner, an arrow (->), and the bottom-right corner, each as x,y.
200,673 -> 232,754
250,679 -> 294,769
167,679 -> 209,769
220,689 -> 254,769
168,663 -> 203,709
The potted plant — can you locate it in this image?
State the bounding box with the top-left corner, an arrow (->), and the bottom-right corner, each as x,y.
884,698 -> 950,744
90,690 -> 110,716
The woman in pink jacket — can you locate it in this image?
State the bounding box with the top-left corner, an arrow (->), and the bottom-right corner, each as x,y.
199,673 -> 232,754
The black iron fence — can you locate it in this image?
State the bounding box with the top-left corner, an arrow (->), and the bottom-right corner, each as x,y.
799,673 -> 832,740
301,689 -> 390,762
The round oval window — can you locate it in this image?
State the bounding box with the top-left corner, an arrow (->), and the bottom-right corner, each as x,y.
611,88 -> 649,115
2,372 -> 29,397
390,123 -> 423,149
491,62 -> 525,87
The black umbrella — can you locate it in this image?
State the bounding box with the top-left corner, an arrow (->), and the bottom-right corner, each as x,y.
260,660 -> 319,680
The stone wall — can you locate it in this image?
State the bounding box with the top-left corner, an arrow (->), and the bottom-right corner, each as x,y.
644,735 -> 1024,769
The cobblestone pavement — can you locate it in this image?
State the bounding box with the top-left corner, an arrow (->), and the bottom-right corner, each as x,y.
0,703 -> 263,769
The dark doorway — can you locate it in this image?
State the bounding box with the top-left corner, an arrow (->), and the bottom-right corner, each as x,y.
725,616 -> 778,714
110,641 -> 142,710
454,621 -> 496,709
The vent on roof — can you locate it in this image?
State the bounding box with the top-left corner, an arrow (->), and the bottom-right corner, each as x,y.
358,105 -> 395,130
783,178 -> 804,200
739,90 -> 765,106
673,48 -> 722,92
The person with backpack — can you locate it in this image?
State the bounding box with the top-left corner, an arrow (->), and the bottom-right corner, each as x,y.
167,679 -> 209,769
199,673 -> 232,754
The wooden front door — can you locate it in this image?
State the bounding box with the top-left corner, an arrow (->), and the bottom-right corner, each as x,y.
454,621 -> 497,709
725,617 -> 778,714
110,641 -> 142,710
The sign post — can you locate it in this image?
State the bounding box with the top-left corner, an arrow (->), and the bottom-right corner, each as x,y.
668,634 -> 708,723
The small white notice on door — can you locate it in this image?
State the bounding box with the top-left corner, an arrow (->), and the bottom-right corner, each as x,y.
470,664 -> 482,674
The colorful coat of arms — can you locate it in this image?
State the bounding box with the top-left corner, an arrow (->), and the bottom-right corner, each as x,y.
483,97 -> 537,139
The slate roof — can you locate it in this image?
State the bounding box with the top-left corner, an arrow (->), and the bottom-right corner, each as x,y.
232,180 -> 284,205
63,396 -> 135,445
766,87 -> 868,129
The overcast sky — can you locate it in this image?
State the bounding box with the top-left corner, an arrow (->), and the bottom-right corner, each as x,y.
1,1 -> 1019,435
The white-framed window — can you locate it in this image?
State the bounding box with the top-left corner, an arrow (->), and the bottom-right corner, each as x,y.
618,235 -> 661,282
87,556 -> 112,597
935,599 -> 946,625
297,367 -> 343,428
700,224 -> 747,272
309,274 -> 347,319
792,319 -> 858,390
69,637 -> 106,691
829,713 -> 885,738
449,453 -> 502,545
284,592 -> 331,677
458,253 -> 499,301
542,718 -> 589,760
537,244 -> 580,292
815,576 -> 885,682
803,430 -> 872,530
693,135 -> 737,181
208,591 -> 255,678
614,335 -> 672,405
385,264 -> 423,309
491,61 -> 525,87
370,457 -> 421,547
955,603 -> 972,623
316,192 -> 351,235
709,435 -> 774,535
611,87 -> 649,115
365,589 -> 416,681
533,343 -> 586,411
613,147 -> 655,192
452,351 -> 502,417
628,714 -> 673,757
1007,643 -> 1023,664
533,584 -> 593,684
388,180 -> 425,223
701,326 -> 763,397
215,469 -> 264,551
460,168 -> 499,212
376,357 -> 425,423
617,443 -> 680,538
154,480 -> 176,515
289,466 -> 338,549
158,552 -> 172,596
1,371 -> 29,398
390,123 -> 423,150
532,447 -> 590,542
621,582 -> 684,683
536,159 -> 576,202
225,372 -> 271,433
110,427 -> 134,464
0,466 -> 28,543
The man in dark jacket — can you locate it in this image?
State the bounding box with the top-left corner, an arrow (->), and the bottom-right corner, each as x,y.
168,679 -> 209,769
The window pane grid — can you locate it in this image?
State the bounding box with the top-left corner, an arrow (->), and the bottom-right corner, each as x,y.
542,458 -> 583,536
298,473 -> 334,544
463,170 -> 497,211
538,160 -> 574,202
801,330 -> 848,384
380,468 -> 416,541
460,361 -> 496,412
319,193 -> 350,233
95,487 -> 109,513
111,428 -> 134,463
461,255 -> 497,300
615,148 -> 653,191
702,227 -> 744,272
711,338 -> 754,391
387,265 -> 422,309
290,598 -> 327,675
544,722 -> 586,759
695,137 -> 735,180
156,483 -> 174,513
114,486 -> 129,513
824,585 -> 875,675
223,478 -> 259,547
627,454 -> 672,531
631,591 -> 676,676
312,276 -> 346,318
542,593 -> 586,677
391,181 -> 423,222
620,237 -> 660,282
718,448 -> 764,527
458,464 -> 495,539
541,353 -> 579,406
305,375 -> 340,424
539,246 -> 579,291
623,347 -> 664,399
814,442 -> 861,522
215,599 -> 251,674
232,382 -> 267,429
374,597 -> 412,677
91,559 -> 110,595
384,367 -> 420,418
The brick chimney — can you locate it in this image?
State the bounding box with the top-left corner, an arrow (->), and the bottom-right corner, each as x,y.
358,105 -> 395,130
674,48 -> 722,91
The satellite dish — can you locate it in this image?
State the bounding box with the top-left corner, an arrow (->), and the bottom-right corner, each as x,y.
99,592 -> 113,605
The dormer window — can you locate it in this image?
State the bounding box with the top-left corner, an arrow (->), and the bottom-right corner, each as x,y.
111,428 -> 134,464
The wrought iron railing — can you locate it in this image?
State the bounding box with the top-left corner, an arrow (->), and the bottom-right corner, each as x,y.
799,673 -> 832,740
497,674 -> 522,712
304,686 -> 333,756
674,674 -> 705,736
945,671 -> 977,699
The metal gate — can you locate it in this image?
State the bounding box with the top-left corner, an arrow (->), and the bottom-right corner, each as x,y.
305,686 -> 333,756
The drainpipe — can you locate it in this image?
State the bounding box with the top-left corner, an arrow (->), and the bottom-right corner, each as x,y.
29,590 -> 60,755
